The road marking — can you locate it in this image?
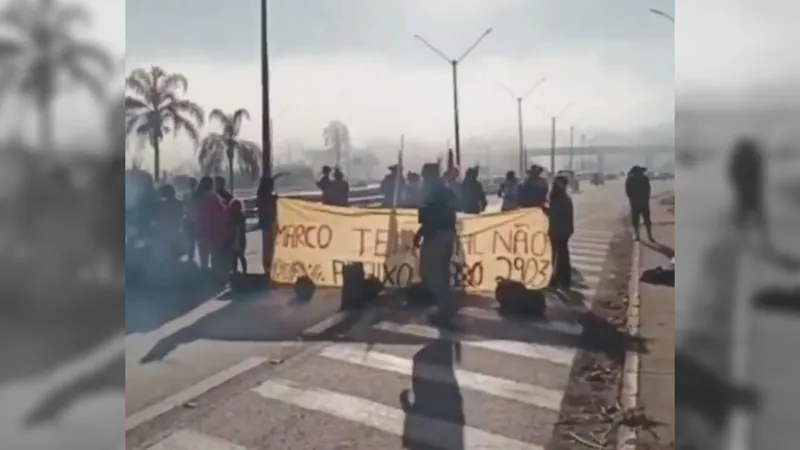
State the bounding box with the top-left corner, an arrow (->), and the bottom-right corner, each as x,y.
254,378 -> 544,450
144,429 -> 247,450
572,261 -> 603,274
570,235 -> 611,245
320,344 -> 566,410
372,322 -> 577,365
567,246 -> 608,257
456,307 -> 584,336
571,253 -> 606,265
125,357 -> 267,431
573,229 -> 614,238
569,241 -> 609,252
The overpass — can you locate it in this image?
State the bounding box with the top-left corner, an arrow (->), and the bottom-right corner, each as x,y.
525,145 -> 672,157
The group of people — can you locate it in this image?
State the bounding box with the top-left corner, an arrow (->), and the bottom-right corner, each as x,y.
410,162 -> 576,324
317,165 -> 350,207
125,172 -> 250,281
378,164 -> 489,213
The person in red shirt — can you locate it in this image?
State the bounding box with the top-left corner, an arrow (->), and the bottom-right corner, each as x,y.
195,176 -> 228,271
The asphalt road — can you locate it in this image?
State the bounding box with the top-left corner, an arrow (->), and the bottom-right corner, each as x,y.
674,156 -> 800,448
126,179 -> 669,450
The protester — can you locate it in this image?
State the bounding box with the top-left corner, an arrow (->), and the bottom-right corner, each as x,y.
214,176 -> 234,204
183,177 -> 199,262
498,170 -> 520,211
413,162 -> 457,324
403,172 -> 422,207
728,137 -> 766,233
519,164 -> 549,208
380,164 -> 404,207
443,166 -> 462,211
461,167 -> 487,214
227,199 -> 248,274
625,165 -> 654,241
331,168 -> 350,206
316,165 -> 336,205
153,184 -> 184,264
548,175 -> 575,290
195,176 -> 228,271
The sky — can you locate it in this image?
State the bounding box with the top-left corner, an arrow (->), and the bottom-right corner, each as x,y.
120,0 -> 676,170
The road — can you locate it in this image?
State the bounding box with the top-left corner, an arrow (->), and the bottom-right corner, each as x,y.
674,155 -> 800,449
126,178 -> 664,449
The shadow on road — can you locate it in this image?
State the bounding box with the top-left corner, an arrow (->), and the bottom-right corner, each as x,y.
400,339 -> 465,450
125,266 -> 227,335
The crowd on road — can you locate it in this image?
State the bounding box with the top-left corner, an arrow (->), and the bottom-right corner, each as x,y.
125,172 -> 255,284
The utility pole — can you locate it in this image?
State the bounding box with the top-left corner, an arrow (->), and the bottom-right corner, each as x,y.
260,0 -> 272,178
414,28 -> 492,169
497,78 -> 546,175
536,102 -> 573,176
568,126 -> 574,171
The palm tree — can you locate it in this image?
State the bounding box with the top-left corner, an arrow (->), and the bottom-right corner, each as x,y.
197,108 -> 260,188
322,120 -> 351,168
0,0 -> 114,150
125,66 -> 204,181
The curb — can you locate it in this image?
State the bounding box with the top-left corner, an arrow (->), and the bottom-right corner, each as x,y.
125,294 -> 401,432
617,240 -> 641,450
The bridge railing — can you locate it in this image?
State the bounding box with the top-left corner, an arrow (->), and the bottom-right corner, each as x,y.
242,180 -> 501,217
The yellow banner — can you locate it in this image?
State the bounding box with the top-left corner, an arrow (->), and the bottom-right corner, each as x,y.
270,199 -> 553,292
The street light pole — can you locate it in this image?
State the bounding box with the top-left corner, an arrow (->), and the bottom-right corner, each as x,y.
260,0 -> 272,178
414,28 -> 493,169
649,8 -> 674,22
569,126 -> 574,170
536,102 -> 573,176
498,78 -> 546,175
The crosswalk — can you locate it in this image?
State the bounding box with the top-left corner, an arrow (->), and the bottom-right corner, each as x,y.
134,227 -> 617,450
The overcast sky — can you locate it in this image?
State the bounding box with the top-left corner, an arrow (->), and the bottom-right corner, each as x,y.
120,0 -> 676,169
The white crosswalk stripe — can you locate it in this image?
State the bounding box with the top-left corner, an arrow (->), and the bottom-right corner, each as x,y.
134,226 -> 616,450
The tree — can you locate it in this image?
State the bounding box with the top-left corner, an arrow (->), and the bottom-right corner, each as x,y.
322,120 -> 351,168
0,0 -> 114,150
197,108 -> 260,188
125,66 -> 204,181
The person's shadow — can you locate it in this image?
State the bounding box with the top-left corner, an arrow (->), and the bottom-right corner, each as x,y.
399,339 -> 465,450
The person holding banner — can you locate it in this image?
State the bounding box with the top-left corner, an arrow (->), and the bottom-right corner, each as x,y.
548,175 -> 575,290
414,162 -> 457,324
461,167 -> 487,214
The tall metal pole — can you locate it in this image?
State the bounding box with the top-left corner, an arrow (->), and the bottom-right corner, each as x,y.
260,0 -> 272,178
517,99 -> 524,174
451,60 -> 462,167
568,126 -> 574,170
549,116 -> 556,175
414,28 -> 492,174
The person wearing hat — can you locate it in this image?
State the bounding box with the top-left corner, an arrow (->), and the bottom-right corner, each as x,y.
380,164 -> 405,208
519,164 -> 549,208
625,165 -> 653,241
317,165 -> 335,205
548,174 -> 575,290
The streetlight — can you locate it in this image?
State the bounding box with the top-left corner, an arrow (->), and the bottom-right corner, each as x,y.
414,28 -> 493,168
260,0 -> 272,178
567,112 -> 590,171
535,103 -> 574,175
497,77 -> 547,175
649,8 -> 674,22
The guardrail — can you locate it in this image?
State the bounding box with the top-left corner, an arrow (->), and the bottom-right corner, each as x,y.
242,180 -> 501,217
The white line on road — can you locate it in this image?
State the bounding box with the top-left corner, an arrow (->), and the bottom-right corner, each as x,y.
568,246 -> 608,257
372,322 -> 578,365
254,378 -> 545,450
320,344 -> 566,410
125,357 -> 267,431
572,261 -> 603,274
456,307 -> 583,336
570,253 -> 606,265
569,241 -> 609,252
144,429 -> 247,450
570,235 -> 612,245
